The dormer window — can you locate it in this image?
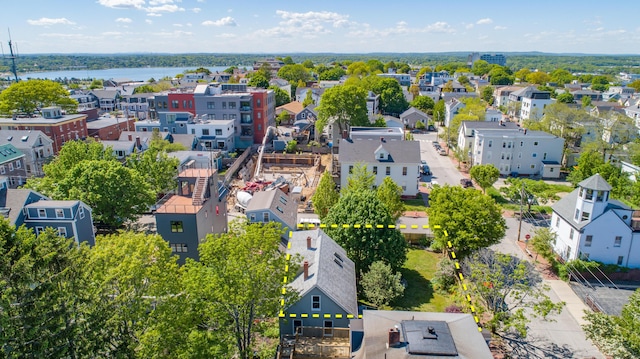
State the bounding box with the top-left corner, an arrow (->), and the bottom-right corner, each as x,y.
379,153 -> 384,159
585,189 -> 593,201
38,209 -> 46,218
55,209 -> 64,218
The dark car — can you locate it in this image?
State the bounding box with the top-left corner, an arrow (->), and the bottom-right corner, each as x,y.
460,178 -> 473,188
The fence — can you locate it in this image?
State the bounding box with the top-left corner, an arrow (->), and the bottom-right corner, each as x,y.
223,146 -> 256,185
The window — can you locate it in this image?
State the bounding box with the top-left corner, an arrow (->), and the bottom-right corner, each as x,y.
79,206 -> 85,219
614,236 -> 622,247
596,191 -> 604,202
171,221 -> 184,233
532,153 -> 537,158
276,206 -> 284,214
35,226 -> 44,235
373,166 -> 377,174
379,153 -> 384,159
263,212 -> 269,222
171,100 -> 179,109
386,167 -> 391,175
488,140 -> 492,147
530,164 -> 535,169
250,213 -> 256,222
207,102 -> 215,109
581,211 -> 590,221
569,229 -> 574,240
215,129 -> 223,135
229,102 -> 236,109
293,319 -> 303,335
402,167 -> 407,176
202,129 -> 210,136
182,100 -> 187,108
585,189 -> 593,200
618,256 -> 624,265
574,209 -> 580,220
585,235 -> 593,247
257,99 -> 261,107
534,141 -> 538,146
55,209 -> 64,218
170,243 -> 188,253
222,102 -> 227,109
520,141 -> 524,146
38,208 -> 46,218
8,163 -> 13,171
15,161 -> 20,169
556,217 -> 560,227
58,227 -> 67,237
543,153 -> 547,160
348,165 -> 353,174
502,142 -> 506,148
312,295 -> 321,311
0,166 -> 4,174
323,320 -> 333,337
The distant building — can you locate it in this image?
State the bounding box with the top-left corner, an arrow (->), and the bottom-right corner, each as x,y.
0,130 -> 54,177
246,188 -> 298,241
468,52 -> 507,67
0,144 -> 27,188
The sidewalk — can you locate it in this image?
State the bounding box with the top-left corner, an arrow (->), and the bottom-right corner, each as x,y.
544,279 -> 591,327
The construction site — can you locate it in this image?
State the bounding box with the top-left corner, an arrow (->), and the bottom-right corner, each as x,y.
227,126 -> 331,216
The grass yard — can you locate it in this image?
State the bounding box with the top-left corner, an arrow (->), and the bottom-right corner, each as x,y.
392,248 -> 454,312
402,198 -> 428,212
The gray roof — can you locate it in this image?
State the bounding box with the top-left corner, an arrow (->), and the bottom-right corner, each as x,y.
101,140 -> 135,152
552,181 -> 627,231
0,130 -> 52,148
400,107 -> 429,120
0,189 -> 47,225
579,173 -> 612,191
90,89 -> 120,99
0,113 -> 86,125
287,229 -> 358,315
461,120 -> 519,130
170,134 -> 196,150
339,139 -> 421,164
246,188 -> 297,232
24,200 -> 80,209
355,310 -> 492,359
86,117 -> 124,129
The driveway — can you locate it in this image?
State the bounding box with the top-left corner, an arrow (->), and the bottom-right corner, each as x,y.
413,132 -> 464,187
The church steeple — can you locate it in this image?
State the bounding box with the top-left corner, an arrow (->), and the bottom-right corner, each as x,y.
573,174 -> 611,224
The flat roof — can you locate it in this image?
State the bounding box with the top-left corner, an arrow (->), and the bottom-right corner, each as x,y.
0,113 -> 86,125
155,195 -> 201,214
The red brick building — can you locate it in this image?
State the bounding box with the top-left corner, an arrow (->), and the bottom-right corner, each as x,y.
0,107 -> 88,154
250,89 -> 276,144
87,116 -> 137,141
168,92 -> 196,115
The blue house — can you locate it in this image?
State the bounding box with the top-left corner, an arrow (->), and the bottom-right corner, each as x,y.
280,229 -> 358,337
0,177 -> 95,245
246,188 -> 297,241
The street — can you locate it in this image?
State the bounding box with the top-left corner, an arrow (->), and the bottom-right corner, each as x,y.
413,131 -> 465,187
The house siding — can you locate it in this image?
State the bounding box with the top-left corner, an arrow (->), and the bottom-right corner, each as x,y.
279,287 -> 353,336
156,213 -> 200,264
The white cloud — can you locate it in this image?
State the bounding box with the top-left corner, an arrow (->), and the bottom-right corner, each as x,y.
465,23 -> 474,29
192,7 -> 201,13
151,30 -> 193,38
102,31 -> 123,36
595,27 -> 604,31
27,17 -> 75,26
494,25 -> 507,30
146,4 -> 185,13
186,23 -> 192,27
115,17 -> 133,23
425,21 -> 454,33
145,19 -> 153,24
173,24 -> 183,27
202,17 -> 237,27
148,0 -> 175,5
217,33 -> 237,38
476,18 -> 493,25
276,10 -> 351,28
39,33 -> 98,40
97,0 -> 145,9
147,13 -> 162,17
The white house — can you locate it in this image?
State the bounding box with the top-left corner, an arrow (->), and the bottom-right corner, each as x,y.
456,121 -> 520,158
551,174 -> 640,268
520,90 -> 552,120
339,138 -> 420,196
444,98 -> 465,127
485,108 -> 504,122
366,91 -> 380,116
187,118 -> 236,151
472,128 -> 564,177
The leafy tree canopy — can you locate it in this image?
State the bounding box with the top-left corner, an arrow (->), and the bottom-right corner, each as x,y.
410,95 -> 435,114
312,171 -> 339,220
361,261 -> 405,307
316,85 -> 369,135
556,92 -> 575,103
277,64 -> 312,85
248,73 -> 269,89
376,176 -> 405,221
268,85 -> 291,107
469,164 -> 500,193
0,79 -> 78,116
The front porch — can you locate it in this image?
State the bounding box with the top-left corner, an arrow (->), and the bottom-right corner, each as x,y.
278,326 -> 350,359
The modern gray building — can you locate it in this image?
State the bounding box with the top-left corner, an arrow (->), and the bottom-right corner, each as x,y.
280,229 -> 358,337
155,168 -> 228,263
246,188 -> 298,242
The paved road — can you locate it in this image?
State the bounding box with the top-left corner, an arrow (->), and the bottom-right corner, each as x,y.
413,132 -> 464,187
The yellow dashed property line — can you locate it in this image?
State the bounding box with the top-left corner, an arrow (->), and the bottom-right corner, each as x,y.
294,223 -> 432,229
446,239 -> 483,332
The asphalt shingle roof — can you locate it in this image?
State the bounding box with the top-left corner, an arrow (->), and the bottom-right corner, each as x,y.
339,139 -> 421,164
578,173 -> 612,191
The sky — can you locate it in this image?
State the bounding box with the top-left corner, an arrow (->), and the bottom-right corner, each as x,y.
1,0 -> 639,55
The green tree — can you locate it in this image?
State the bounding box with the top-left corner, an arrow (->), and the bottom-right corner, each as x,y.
583,289 -> 640,359
148,130 -> 187,152
276,111 -> 290,127
268,85 -> 291,107
344,162 -> 375,195
410,96 -> 435,113
361,261 -> 405,307
318,66 -> 346,81
312,171 -> 339,220
472,60 -> 492,76
324,190 -> 408,275
194,67 -> 212,75
126,146 -> 179,195
282,56 -> 294,65
433,99 -> 445,124
224,66 -> 238,74
285,140 -> 297,153
525,71 -> 551,85
582,95 -> 592,108
301,59 -> 314,69
346,61 -> 371,77
0,79 -> 79,116
530,227 -> 557,262
481,86 -> 494,104
56,160 -> 156,228
463,249 -> 564,336
428,185 -> 505,258
302,89 -> 314,107
550,69 -> 574,85
377,177 -> 405,221
368,77 -> 409,115
366,60 -> 384,74
556,92 -> 575,103
316,85 -> 369,135
489,67 -> 514,85
591,75 -> 611,92
248,73 -> 269,89
277,64 -> 312,85
514,68 -> 531,82
184,220 -> 294,359
469,164 -> 500,193
627,79 -> 640,92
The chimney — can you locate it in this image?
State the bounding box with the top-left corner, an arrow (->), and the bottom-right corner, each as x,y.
128,134 -> 133,141
303,261 -> 309,280
306,236 -> 312,249
135,136 -> 141,149
388,327 -> 400,347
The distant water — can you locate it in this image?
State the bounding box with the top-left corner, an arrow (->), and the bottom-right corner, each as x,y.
20,66 -> 233,81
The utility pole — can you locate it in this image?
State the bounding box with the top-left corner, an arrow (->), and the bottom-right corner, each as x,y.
4,29 -> 19,83
517,181 -> 524,242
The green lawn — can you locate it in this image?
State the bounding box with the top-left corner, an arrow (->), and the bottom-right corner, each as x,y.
392,248 -> 454,312
402,198 -> 428,212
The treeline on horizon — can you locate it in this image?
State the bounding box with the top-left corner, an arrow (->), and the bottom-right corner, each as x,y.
3,52 -> 640,76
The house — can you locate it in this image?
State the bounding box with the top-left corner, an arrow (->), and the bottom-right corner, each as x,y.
279,229 -> 358,337
245,188 -> 297,241
154,168 -> 228,264
295,87 -> 325,105
485,108 -> 504,122
377,72 -> 411,87
351,310 -> 492,359
570,89 -> 603,103
621,161 -> 640,182
169,133 -> 198,151
519,88 -> 552,120
456,121 -> 520,157
0,144 -> 27,188
366,91 -> 380,116
90,89 -> 121,113
493,86 -> 523,108
269,78 -> 292,99
87,116 -> 136,141
472,127 -> 564,177
444,98 -> 465,127
468,52 -> 507,67
276,101 -> 305,125
119,92 -> 152,119
100,139 -> 145,160
349,127 -> 404,142
551,174 -> 640,267
418,71 -> 452,91
187,118 -> 236,152
0,130 -> 54,177
400,107 -> 430,129
603,86 -> 635,101
339,138 -> 420,196
0,178 -> 95,245
0,107 -> 88,154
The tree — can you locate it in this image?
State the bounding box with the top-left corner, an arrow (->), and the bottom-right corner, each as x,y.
324,190 -> 407,275
550,68 -> 574,85
377,177 -> 405,221
56,160 -> 156,228
344,162 -> 375,195
591,75 -> 611,92
556,92 -> 574,103
184,220 -> 294,359
368,77 -> 409,115
469,164 -> 500,193
366,59 -> 384,74
301,59 -> 314,69
472,60 -> 492,76
248,73 -> 269,89
410,96 -> 435,113
525,71 -> 551,85
428,185 -> 505,258
285,139 -> 297,153
302,89 -> 314,107
277,64 -> 312,85
583,289 -> 640,359
489,67 -> 514,85
268,85 -> 290,107
481,86 -> 494,104
409,84 -> 420,98
499,178 -> 562,210
628,79 -> 640,92
316,85 -> 369,135
361,261 -> 405,307
276,111 -> 290,127
530,227 -> 557,262
0,79 -> 78,116
318,66 -> 346,81
148,130 -> 187,152
282,56 -> 294,65
312,171 -> 339,220
514,68 -> 531,82
463,249 -> 564,336
346,61 -> 371,77
126,146 -> 179,195
433,99 -> 445,124
582,95 -> 592,108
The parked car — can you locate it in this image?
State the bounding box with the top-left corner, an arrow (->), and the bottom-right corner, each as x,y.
432,141 -> 440,147
438,148 -> 447,156
420,161 -> 431,175
460,178 -> 473,188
